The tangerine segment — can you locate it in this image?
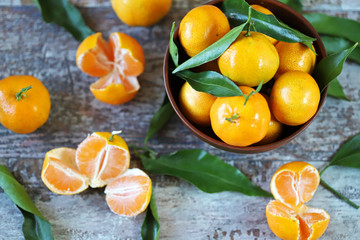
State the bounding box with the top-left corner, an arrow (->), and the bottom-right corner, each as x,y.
41,148 -> 89,195
105,168 -> 152,217
76,132 -> 130,188
270,161 -> 320,208
266,200 -> 330,240
76,33 -> 114,77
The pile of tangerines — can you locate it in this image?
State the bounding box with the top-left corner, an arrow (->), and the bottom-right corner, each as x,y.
177,4 -> 320,147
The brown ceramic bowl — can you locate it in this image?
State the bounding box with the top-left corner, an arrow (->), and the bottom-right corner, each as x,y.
163,0 -> 327,153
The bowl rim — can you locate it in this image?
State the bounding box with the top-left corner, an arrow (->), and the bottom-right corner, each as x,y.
163,0 -> 328,154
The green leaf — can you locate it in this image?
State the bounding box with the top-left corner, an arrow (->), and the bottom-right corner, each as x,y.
313,43 -> 358,92
327,78 -> 350,101
222,0 -> 315,49
137,149 -> 272,197
304,13 -> 360,44
32,0 -> 94,41
0,165 -> 53,240
172,8 -> 251,73
141,192 -> 160,240
322,134 -> 360,173
145,95 -> 174,144
175,70 -> 243,97
321,35 -> 360,64
276,0 -> 303,12
169,22 -> 179,67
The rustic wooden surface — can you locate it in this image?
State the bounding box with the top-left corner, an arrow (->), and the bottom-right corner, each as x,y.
0,0 -> 359,239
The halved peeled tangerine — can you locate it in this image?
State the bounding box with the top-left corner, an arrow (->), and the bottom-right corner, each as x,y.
41,148 -> 89,195
105,168 -> 152,217
266,161 -> 330,240
76,132 -> 130,188
76,32 -> 145,105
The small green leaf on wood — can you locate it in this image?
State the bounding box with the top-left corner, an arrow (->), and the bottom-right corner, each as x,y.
136,149 -> 272,197
0,165 -> 54,240
32,0 -> 94,41
141,192 -> 160,240
313,43 -> 358,92
145,95 -> 174,144
304,13 -> 360,44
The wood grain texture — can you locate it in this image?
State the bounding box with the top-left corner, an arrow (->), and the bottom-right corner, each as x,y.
0,0 -> 359,239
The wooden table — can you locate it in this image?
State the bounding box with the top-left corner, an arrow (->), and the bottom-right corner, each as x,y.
0,0 -> 359,239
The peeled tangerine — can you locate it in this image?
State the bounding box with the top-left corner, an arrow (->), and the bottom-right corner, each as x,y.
76,32 -> 145,105
266,161 -> 330,240
41,132 -> 152,217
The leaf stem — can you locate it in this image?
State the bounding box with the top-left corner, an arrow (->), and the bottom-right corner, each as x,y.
225,113 -> 240,123
16,86 -> 32,101
320,178 -> 359,209
108,130 -> 122,142
245,8 -> 253,37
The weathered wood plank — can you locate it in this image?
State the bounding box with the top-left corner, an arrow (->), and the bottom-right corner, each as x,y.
0,1 -> 360,240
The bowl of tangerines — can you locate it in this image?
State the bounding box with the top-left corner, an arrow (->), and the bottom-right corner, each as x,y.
163,0 -> 327,153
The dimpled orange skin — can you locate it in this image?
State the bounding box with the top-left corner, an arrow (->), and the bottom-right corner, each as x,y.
256,94 -> 284,145
0,76 -> 51,134
218,31 -> 279,87
111,0 -> 172,27
179,5 -> 230,57
250,4 -> 278,45
275,41 -> 316,78
270,71 -> 320,126
179,82 -> 217,127
210,86 -> 271,147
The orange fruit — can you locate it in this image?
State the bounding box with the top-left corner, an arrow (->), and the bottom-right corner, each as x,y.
76,132 -> 130,188
275,41 -> 316,78
111,0 -> 172,27
266,161 -> 330,240
41,148 -> 89,195
210,86 -> 271,146
270,71 -> 320,126
0,75 -> 51,134
266,200 -> 330,240
179,5 -> 230,57
256,94 -> 284,145
76,32 -> 145,105
218,31 -> 279,87
179,82 -> 217,126
105,168 -> 152,217
250,4 -> 278,45
270,161 -> 320,208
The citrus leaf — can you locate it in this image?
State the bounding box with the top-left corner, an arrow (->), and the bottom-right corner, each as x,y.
304,13 -> 360,44
313,43 -> 358,92
276,0 -> 303,12
172,8 -> 251,73
321,35 -> 360,64
169,22 -> 179,67
32,0 -> 94,41
145,95 -> 174,144
324,134 -> 360,171
175,70 -> 243,97
222,0 -> 315,49
0,165 -> 54,240
141,192 -> 160,240
327,78 -> 350,101
138,149 -> 272,197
